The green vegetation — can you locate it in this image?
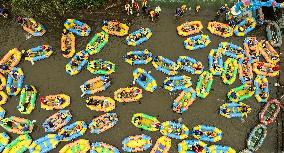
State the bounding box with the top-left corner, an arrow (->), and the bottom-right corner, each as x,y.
10,0 -> 108,19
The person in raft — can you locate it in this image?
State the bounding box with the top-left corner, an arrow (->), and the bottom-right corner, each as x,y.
142,0 -> 148,13
132,1 -> 140,16
0,8 -> 8,18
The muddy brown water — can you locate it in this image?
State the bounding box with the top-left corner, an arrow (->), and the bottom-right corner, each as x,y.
0,8 -> 282,153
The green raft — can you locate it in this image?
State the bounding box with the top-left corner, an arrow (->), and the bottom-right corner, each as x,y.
227,83 -> 255,102
196,71 -> 214,98
17,85 -> 37,114
86,31 -> 109,55
87,59 -> 116,75
131,113 -> 160,131
3,134 -> 32,153
247,124 -> 267,152
221,58 -> 238,85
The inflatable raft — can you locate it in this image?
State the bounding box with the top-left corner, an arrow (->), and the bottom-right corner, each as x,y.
126,28 -> 152,46
196,71 -> 213,98
253,62 -> 279,77
234,17 -> 256,36
0,48 -> 21,75
150,136 -> 171,153
124,49 -> 153,65
86,31 -> 109,55
0,132 -> 9,152
6,67 -> 24,96
0,106 -> 5,119
114,87 -> 143,103
0,116 -> 34,134
80,76 -> 111,97
86,96 -> 116,112
29,134 -> 60,153
266,21 -> 282,48
238,57 -> 254,84
61,29 -> 76,58
177,21 -> 203,36
2,134 -> 32,153
133,68 -> 157,92
160,121 -> 189,140
208,49 -> 224,76
259,99 -> 281,125
163,75 -> 192,92
89,113 -> 118,134
0,91 -> 8,105
102,20 -> 129,36
40,94 -> 70,110
131,113 -> 160,131
184,34 -> 211,51
177,56 -> 204,74
172,87 -> 196,114
87,59 -> 115,75
208,145 -> 236,153
64,19 -> 91,36
17,85 -> 37,114
192,125 -> 222,142
247,124 -> 267,152
152,56 -> 179,75
65,50 -> 89,75
42,110 -> 72,132
178,140 -> 210,153
227,84 -> 255,102
220,102 -> 252,118
258,40 -> 279,64
57,121 -> 87,141
243,37 -> 260,62
23,45 -> 53,65
218,42 -> 244,59
254,75 -> 269,103
91,142 -> 120,153
221,58 -> 238,85
0,73 -> 6,91
21,18 -> 46,36
122,134 -> 152,152
207,22 -> 233,38
60,139 -> 90,153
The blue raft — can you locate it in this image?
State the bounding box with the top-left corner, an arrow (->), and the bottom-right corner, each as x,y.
177,56 -> 204,74
209,145 -> 236,153
152,56 -> 179,75
0,106 -> 6,119
6,67 -> 24,96
126,28 -> 152,46
192,125 -> 223,142
219,102 -> 252,118
160,121 -> 189,140
208,49 -> 224,76
254,75 -> 269,103
23,45 -> 54,65
28,134 -> 61,153
91,142 -> 120,153
163,75 -> 192,92
64,19 -> 91,36
65,50 -> 89,75
124,49 -> 153,65
183,34 -> 211,51
218,42 -> 244,59
57,121 -> 88,141
178,140 -> 210,153
0,132 -> 9,152
133,68 -> 157,92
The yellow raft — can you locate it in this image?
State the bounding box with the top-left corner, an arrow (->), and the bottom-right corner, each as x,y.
59,139 -> 90,153
0,91 -> 8,105
40,94 -> 70,110
0,48 -> 22,75
150,136 -> 171,153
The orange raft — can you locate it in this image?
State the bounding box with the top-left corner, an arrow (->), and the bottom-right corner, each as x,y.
258,40 -> 280,64
114,87 -> 143,103
40,94 -> 71,110
253,62 -> 279,77
85,96 -> 116,112
176,21 -> 203,37
102,20 -> 129,36
0,48 -> 22,75
207,22 -> 233,38
22,18 -> 46,36
61,29 -> 76,58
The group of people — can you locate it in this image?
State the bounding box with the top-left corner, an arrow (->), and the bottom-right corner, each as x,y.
124,0 -> 161,21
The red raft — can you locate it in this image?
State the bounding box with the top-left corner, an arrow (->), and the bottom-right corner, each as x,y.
259,99 -> 282,125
